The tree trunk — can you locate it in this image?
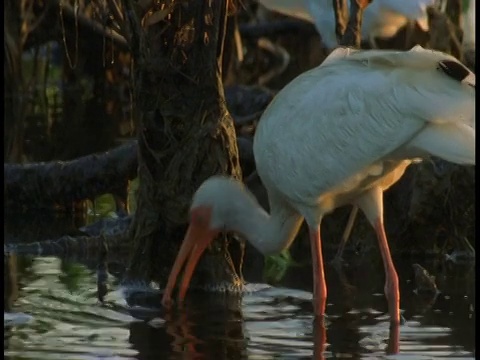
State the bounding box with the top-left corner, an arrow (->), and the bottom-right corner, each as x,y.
125,1 -> 243,289
4,0 -> 27,162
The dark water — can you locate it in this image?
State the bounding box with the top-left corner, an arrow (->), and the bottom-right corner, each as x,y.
4,244 -> 475,359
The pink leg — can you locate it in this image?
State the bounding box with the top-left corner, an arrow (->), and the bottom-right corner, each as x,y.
374,219 -> 400,325
309,226 -> 327,317
313,317 -> 327,360
387,322 -> 400,355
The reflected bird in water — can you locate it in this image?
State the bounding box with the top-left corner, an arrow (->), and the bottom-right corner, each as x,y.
161,45 -> 475,355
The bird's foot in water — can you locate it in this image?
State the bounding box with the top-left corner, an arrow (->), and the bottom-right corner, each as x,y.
391,314 -> 406,326
312,312 -> 331,327
386,310 -> 404,326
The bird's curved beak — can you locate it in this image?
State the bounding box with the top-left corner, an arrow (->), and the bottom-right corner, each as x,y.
161,207 -> 219,307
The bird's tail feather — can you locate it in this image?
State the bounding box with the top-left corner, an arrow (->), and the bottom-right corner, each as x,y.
408,123 -> 475,165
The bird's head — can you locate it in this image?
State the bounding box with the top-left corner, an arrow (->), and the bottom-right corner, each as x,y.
161,176 -> 253,307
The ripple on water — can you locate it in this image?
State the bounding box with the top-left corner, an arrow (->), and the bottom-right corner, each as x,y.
4,255 -> 475,359
5,257 -> 139,360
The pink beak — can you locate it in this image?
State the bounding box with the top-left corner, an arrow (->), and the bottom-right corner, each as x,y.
161,208 -> 219,307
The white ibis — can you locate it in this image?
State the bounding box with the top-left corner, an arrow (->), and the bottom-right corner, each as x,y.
256,0 -> 436,49
161,46 -> 475,324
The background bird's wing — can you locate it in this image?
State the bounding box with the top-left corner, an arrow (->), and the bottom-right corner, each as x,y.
256,0 -> 313,23
378,0 -> 436,19
371,0 -> 436,32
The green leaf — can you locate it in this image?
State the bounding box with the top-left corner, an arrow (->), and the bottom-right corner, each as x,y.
263,249 -> 297,284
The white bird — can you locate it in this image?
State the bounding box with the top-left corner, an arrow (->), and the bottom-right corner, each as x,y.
256,0 -> 436,49
161,46 -> 475,324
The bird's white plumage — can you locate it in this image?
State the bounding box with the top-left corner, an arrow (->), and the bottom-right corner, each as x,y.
254,46 -> 475,224
406,122 -> 475,164
256,0 -> 436,49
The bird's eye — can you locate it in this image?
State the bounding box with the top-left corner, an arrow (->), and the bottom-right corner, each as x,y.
437,60 -> 470,82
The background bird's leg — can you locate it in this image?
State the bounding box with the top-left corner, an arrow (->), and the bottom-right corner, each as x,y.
357,188 -> 400,325
331,205 -> 358,266
340,0 -> 373,48
309,224 -> 328,317
332,0 -> 349,42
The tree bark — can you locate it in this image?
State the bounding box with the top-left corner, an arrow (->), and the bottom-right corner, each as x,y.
4,233 -> 129,258
4,0 -> 28,162
4,80 -> 270,210
124,1 -> 243,289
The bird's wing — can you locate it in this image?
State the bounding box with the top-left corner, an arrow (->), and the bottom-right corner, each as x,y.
256,62 -> 425,203
405,121 -> 475,164
254,48 -> 474,205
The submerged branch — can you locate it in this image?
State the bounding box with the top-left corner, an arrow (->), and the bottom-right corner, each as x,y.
4,135 -> 257,210
4,233 -> 129,257
4,141 -> 138,209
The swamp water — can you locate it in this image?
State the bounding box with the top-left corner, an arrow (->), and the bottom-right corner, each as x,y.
4,215 -> 475,359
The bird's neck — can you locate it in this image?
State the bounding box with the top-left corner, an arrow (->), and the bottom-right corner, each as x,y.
226,192 -> 304,256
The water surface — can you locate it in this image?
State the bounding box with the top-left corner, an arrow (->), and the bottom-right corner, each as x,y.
4,245 -> 475,359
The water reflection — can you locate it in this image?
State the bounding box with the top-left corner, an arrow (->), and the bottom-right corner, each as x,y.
4,250 -> 475,359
